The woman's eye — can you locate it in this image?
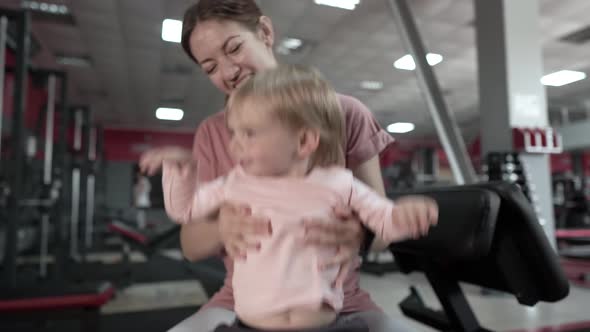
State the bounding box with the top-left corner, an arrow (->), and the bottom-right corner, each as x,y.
205,65 -> 217,75
229,43 -> 242,54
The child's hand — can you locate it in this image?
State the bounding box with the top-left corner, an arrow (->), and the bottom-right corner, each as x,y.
139,146 -> 192,175
163,159 -> 194,178
392,196 -> 438,239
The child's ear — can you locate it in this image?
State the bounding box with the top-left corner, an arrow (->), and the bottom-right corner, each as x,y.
298,128 -> 320,159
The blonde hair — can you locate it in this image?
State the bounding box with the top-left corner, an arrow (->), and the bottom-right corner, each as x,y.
227,65 -> 344,168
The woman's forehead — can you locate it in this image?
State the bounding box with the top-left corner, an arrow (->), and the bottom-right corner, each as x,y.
192,20 -> 247,56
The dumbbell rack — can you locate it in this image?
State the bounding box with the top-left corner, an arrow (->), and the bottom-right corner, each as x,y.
483,152 -> 554,242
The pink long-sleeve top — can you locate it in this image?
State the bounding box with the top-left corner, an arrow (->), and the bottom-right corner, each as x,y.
162,164 -> 411,319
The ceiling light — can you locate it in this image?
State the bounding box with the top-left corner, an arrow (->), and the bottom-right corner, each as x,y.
283,38 -> 302,50
541,70 -> 586,87
55,54 -> 91,67
387,122 -> 415,133
156,107 -> 184,121
277,37 -> 304,55
360,81 -> 383,91
22,1 -> 69,15
393,53 -> 443,71
314,0 -> 360,10
162,19 -> 182,43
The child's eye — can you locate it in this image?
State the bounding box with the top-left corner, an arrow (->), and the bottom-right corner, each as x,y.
245,129 -> 255,138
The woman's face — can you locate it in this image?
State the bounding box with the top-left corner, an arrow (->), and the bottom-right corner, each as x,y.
189,18 -> 278,95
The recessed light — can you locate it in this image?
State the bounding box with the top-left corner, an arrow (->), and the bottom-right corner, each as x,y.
393,53 -> 443,71
387,122 -> 415,133
360,81 -> 383,91
277,38 -> 305,55
55,54 -> 92,67
314,0 -> 360,10
283,38 -> 302,50
541,70 -> 586,87
156,107 -> 184,121
22,1 -> 69,15
162,19 -> 182,43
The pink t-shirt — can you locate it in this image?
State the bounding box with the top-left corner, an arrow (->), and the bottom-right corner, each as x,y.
163,165 -> 411,319
191,94 -> 393,313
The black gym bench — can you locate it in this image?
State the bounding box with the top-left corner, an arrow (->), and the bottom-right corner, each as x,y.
556,228 -> 590,247
389,182 -> 570,332
107,219 -> 226,296
108,220 -> 180,255
554,228 -> 590,286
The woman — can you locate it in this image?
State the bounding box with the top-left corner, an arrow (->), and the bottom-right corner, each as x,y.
140,1 -> 415,331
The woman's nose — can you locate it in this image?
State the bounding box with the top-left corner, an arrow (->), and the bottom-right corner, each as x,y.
222,63 -> 240,83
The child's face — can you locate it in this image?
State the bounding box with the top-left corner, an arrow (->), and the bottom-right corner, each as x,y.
227,100 -> 299,177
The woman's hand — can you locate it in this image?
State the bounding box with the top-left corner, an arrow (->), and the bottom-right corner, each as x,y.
139,146 -> 193,175
218,203 -> 273,260
303,206 -> 364,270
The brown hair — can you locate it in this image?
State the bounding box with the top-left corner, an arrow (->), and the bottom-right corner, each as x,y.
227,65 -> 345,169
181,0 -> 263,63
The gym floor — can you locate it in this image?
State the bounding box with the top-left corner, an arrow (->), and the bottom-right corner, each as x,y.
363,270 -> 590,331
2,246 -> 588,332
91,250 -> 590,332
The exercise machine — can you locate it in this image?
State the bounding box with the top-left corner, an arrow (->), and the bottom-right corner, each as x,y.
0,9 -> 113,330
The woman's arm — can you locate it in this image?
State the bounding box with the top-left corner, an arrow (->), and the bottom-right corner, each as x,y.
180,206 -> 272,262
352,155 -> 389,251
180,218 -> 224,261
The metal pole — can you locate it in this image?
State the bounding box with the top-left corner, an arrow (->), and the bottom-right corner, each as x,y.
560,106 -> 569,126
70,167 -> 80,259
44,75 -> 56,184
70,109 -> 83,260
40,213 -> 50,277
385,0 -> 477,185
38,74 -> 56,277
54,73 -> 68,278
89,126 -> 97,161
84,126 -> 97,248
3,11 -> 30,287
85,175 -> 95,248
0,16 -> 7,162
74,109 -> 82,151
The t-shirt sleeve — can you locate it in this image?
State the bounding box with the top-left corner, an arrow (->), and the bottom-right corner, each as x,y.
193,121 -> 218,184
340,95 -> 394,169
349,177 -> 411,243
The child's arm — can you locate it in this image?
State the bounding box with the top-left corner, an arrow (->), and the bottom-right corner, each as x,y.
162,160 -> 225,224
349,178 -> 437,243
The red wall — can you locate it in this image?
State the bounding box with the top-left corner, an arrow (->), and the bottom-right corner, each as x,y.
103,128 -> 194,162
380,137 -> 590,176
3,48 -> 49,129
2,48 -> 16,121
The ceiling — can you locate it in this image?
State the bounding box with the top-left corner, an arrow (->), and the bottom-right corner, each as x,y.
3,0 -> 590,141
